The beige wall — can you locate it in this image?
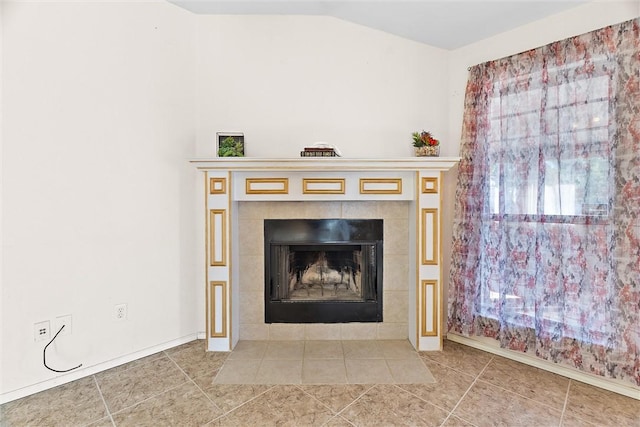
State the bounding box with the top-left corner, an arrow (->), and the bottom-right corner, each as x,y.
1,1 -> 197,401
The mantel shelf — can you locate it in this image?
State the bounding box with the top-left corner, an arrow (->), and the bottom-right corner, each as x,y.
190,157 -> 460,171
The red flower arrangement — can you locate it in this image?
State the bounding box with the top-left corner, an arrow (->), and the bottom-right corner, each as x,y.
412,130 -> 440,147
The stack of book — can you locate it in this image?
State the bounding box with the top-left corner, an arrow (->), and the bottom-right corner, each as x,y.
300,147 -> 339,157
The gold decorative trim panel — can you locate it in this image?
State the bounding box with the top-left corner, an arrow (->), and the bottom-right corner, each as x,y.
209,177 -> 227,194
209,209 -> 227,266
421,280 -> 438,337
359,178 -> 402,194
421,177 -> 439,194
209,281 -> 227,338
302,178 -> 345,194
245,178 -> 289,194
421,208 -> 438,265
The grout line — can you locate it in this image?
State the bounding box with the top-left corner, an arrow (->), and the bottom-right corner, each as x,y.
321,414 -> 357,427
333,383 -> 377,419
559,380 -> 573,426
102,354 -> 192,417
168,347 -> 279,416
110,380 -> 192,417
439,354 -> 494,426
164,350 -> 224,414
295,383 -> 343,415
214,384 -> 277,417
92,375 -> 115,427
393,383 -> 453,416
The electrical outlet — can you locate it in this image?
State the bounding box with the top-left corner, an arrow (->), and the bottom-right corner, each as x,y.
34,321 -> 50,342
55,314 -> 72,336
115,304 -> 127,320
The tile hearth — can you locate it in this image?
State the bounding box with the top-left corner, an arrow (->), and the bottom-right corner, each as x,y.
1,339 -> 639,426
214,340 -> 436,385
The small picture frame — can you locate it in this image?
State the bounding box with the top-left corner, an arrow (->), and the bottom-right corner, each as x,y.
216,132 -> 245,157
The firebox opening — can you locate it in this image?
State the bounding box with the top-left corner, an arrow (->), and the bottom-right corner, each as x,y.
287,246 -> 362,301
264,219 -> 383,324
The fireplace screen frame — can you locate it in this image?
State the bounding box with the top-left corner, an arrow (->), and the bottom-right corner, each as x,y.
264,219 -> 383,324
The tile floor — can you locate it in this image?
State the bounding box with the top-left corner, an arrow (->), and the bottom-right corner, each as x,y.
1,339 -> 639,427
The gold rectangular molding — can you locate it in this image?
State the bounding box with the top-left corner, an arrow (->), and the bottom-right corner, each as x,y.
421,280 -> 438,337
302,178 -> 345,194
209,209 -> 227,266
421,177 -> 439,194
421,208 -> 438,265
209,281 -> 227,338
245,178 -> 289,194
359,178 -> 402,194
209,177 -> 227,194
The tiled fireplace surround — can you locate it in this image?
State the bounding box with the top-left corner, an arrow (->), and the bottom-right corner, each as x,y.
237,200 -> 411,341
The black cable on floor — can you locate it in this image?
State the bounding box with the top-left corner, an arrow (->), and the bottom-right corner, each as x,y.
43,325 -> 83,373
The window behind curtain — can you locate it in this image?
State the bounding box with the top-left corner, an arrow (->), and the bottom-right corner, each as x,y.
477,56 -> 616,344
449,18 -> 639,387
487,58 -> 612,218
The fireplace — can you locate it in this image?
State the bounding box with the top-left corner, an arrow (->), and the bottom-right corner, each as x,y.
192,157 -> 459,351
264,219 -> 383,323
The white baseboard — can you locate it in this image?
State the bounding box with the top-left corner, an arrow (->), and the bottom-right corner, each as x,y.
446,334 -> 640,400
0,333 -> 199,405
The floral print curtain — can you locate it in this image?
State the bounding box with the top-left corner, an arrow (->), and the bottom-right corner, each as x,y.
449,18 -> 639,387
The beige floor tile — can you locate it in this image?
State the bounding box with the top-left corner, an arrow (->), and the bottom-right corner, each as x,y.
302,359 -> 348,384
379,339 -> 420,359
345,359 -> 393,384
226,340 -> 267,360
421,340 -> 493,376
560,412 -> 600,427
323,415 -> 357,426
168,345 -> 228,379
255,359 -> 303,384
441,415 -> 478,426
480,355 -> 569,410
213,359 -> 261,384
304,340 -> 344,359
194,382 -> 273,412
94,351 -> 166,379
263,340 -> 305,360
220,385 -> 335,426
4,338 -> 637,427
85,416 -> 117,427
453,381 -> 562,426
299,384 -> 372,413
111,382 -> 222,427
96,356 -> 189,414
341,340 -> 384,359
399,358 -> 476,411
563,380 -> 640,426
163,339 -> 204,356
340,384 -> 449,426
386,358 -> 436,384
0,376 -> 107,427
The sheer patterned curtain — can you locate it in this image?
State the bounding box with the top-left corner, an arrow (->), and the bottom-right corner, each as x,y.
449,18 -> 639,387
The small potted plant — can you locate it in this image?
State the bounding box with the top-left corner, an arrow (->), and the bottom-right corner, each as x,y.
412,130 -> 440,157
218,135 -> 245,157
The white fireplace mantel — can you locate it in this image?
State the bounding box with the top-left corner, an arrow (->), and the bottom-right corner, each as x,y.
191,157 -> 460,172
191,157 -> 460,352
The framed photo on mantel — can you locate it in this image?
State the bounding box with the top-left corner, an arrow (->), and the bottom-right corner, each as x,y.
216,132 -> 245,157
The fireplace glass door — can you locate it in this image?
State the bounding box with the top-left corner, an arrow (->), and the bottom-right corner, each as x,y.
265,219 -> 383,323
